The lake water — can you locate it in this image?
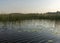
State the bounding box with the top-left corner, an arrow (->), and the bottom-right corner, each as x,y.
0,19 -> 60,43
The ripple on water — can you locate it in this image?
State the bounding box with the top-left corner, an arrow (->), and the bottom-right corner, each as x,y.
0,20 -> 60,43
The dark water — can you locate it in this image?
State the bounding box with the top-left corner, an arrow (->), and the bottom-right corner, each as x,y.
0,20 -> 60,43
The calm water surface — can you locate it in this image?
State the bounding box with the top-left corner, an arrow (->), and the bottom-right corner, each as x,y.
0,19 -> 60,43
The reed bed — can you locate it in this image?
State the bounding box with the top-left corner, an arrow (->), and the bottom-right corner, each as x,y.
0,13 -> 60,22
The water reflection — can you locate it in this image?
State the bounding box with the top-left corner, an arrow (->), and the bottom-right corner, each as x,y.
0,20 -> 60,43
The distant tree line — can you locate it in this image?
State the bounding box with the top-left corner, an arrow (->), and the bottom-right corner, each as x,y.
0,12 -> 60,22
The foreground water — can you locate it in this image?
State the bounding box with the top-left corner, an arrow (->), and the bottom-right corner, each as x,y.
0,19 -> 60,43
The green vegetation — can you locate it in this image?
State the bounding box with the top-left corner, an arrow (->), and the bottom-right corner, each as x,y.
0,12 -> 60,22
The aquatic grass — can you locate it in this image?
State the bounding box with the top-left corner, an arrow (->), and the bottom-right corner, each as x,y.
0,13 -> 60,22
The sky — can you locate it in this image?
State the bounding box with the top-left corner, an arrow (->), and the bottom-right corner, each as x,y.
0,0 -> 60,13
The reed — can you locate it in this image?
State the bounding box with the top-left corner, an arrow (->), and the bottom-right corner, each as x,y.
0,13 -> 60,22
